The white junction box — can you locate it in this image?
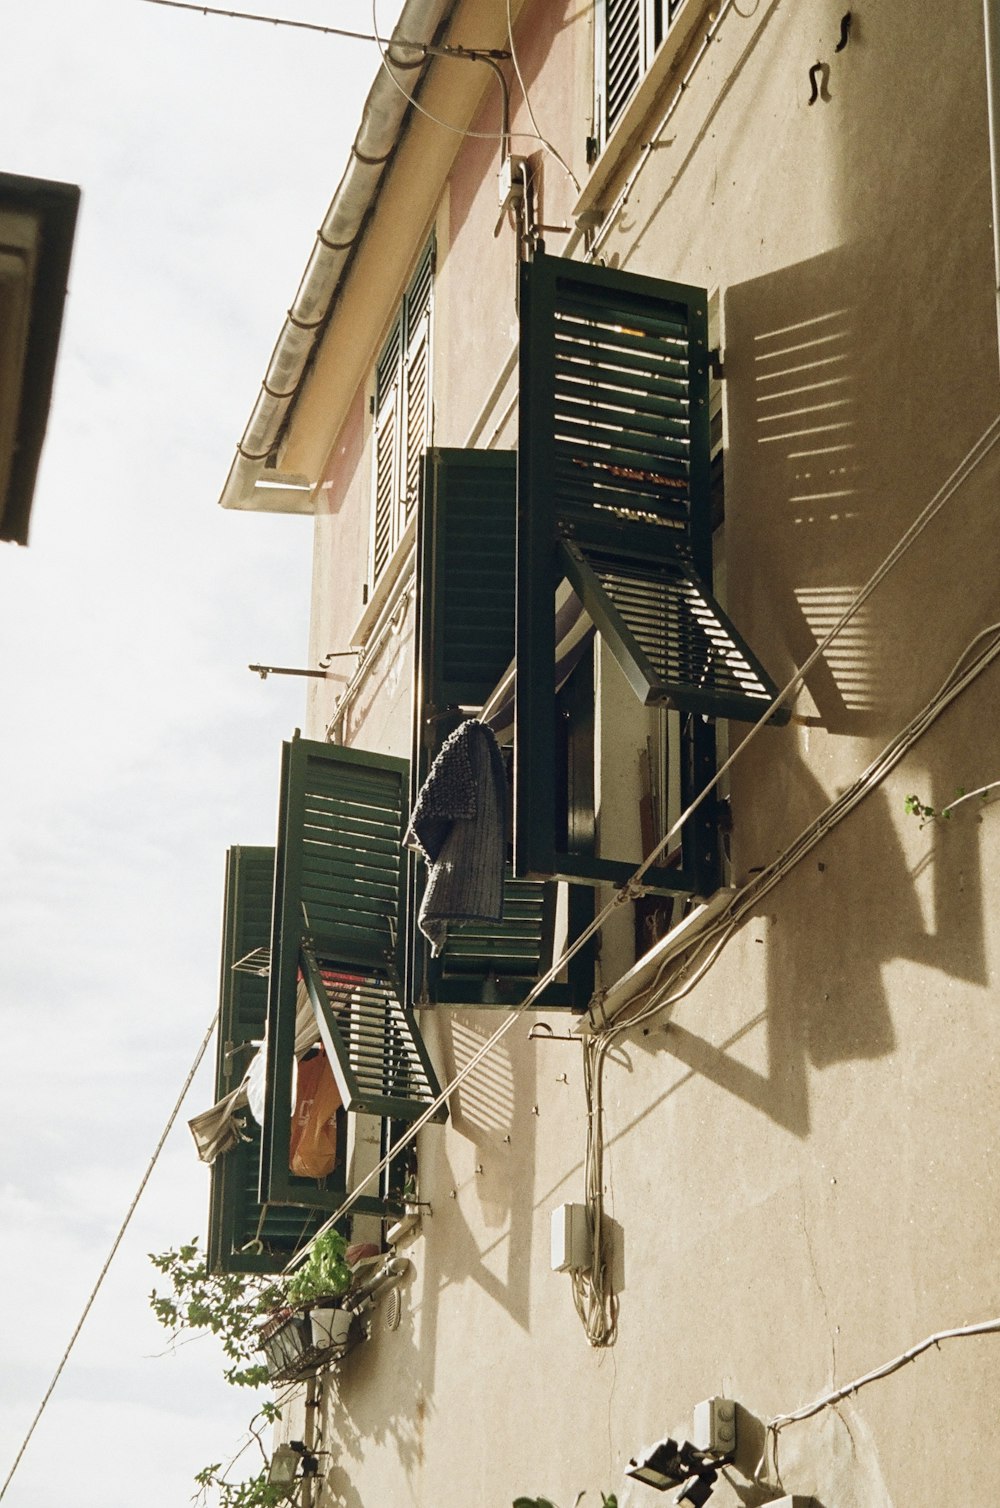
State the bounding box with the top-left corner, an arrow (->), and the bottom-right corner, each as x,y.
550,1202 -> 592,1273
692,1396 -> 737,1457
497,154 -> 526,207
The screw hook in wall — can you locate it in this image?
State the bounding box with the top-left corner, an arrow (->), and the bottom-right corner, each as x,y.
528,1021 -> 578,1043
808,60 -> 831,104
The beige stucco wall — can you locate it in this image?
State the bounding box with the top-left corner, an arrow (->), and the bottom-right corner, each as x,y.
277,1 -> 1000,1503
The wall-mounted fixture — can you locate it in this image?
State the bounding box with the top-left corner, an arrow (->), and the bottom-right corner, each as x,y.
498,154 -> 526,212
627,1439 -> 706,1491
250,650 -> 358,682
691,1397 -> 736,1458
550,1202 -> 592,1273
627,1405 -> 739,1505
266,1440 -> 320,1497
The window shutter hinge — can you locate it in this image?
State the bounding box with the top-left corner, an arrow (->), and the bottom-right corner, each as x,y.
369,394 -> 376,414
586,134 -> 599,166
709,348 -> 725,380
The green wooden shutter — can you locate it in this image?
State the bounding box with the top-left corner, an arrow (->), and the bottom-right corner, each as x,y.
516,252 -> 787,892
415,448 -> 518,724
207,846 -> 326,1275
408,448 -> 593,1009
261,737 -> 446,1212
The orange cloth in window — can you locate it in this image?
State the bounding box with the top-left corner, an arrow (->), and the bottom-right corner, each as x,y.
289,1047 -> 341,1179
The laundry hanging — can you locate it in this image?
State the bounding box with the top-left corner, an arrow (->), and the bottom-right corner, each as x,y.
404,718 -> 508,955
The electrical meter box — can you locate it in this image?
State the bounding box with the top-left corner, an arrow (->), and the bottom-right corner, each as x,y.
550,1203 -> 592,1272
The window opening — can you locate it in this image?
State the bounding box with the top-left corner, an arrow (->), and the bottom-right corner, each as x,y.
370,238 -> 435,590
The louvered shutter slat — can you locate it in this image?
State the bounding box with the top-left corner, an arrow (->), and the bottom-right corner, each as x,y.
517,253 -> 787,892
207,846 -> 328,1273
262,738 -> 446,1213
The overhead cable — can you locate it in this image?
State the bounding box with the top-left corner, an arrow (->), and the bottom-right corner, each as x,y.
0,1011 -> 219,1502
141,0 -> 421,46
367,0 -> 578,155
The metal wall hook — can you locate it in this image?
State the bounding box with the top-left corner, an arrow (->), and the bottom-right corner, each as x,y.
807,60 -> 831,104
528,1021 -> 578,1043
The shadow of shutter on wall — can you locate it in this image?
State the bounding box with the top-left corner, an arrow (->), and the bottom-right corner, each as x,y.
409,448 -> 592,1008
262,738 -> 446,1213
207,846 -> 326,1274
516,252 -> 787,891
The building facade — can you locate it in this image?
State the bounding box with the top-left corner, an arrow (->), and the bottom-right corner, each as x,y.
206,3 -> 1000,1504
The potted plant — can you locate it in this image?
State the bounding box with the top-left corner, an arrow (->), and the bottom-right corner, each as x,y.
285,1229 -> 354,1354
286,1228 -> 352,1308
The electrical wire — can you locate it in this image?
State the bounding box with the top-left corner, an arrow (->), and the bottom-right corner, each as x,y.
293,411 -> 1000,1276
753,1316 -> 1000,1486
573,618 -> 1000,1344
367,0 -> 577,154
0,1011 -> 219,1502
140,0 -> 421,46
505,0 -> 581,193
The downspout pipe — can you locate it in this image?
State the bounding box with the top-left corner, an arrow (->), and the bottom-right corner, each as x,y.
985,0 -> 1000,379
219,0 -> 457,511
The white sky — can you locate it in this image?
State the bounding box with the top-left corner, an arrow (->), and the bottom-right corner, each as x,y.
0,3 -> 401,1503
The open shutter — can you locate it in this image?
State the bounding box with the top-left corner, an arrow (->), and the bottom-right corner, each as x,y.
261,737 -> 446,1212
516,252 -> 787,892
402,241 -> 434,529
207,846 -> 326,1275
408,448 -> 593,1009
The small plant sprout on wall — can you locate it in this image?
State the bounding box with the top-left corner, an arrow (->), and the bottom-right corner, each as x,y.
904,781 -> 1000,828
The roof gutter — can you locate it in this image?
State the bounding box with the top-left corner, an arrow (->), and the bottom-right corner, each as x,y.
219,0 -> 457,512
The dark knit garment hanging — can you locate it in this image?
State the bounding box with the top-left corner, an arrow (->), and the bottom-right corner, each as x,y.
403,719 -> 507,955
